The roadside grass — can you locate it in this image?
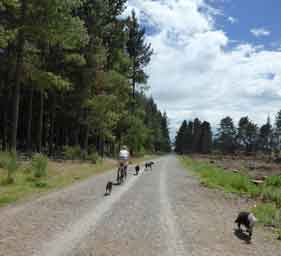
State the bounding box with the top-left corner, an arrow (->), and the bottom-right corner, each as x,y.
180,156 -> 260,196
0,154 -> 157,207
180,156 -> 281,237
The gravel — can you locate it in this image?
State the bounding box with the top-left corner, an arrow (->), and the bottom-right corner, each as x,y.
0,155 -> 280,256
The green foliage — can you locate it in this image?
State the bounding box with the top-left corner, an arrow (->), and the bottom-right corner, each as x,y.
181,157 -> 260,197
265,175 -> 281,187
31,154 -> 48,178
63,146 -> 82,160
175,118 -> 212,154
123,115 -> 149,154
0,151 -> 11,168
0,0 -> 171,158
86,152 -> 100,164
252,203 -> 281,227
261,186 -> 281,206
0,152 -> 18,184
216,116 -> 237,153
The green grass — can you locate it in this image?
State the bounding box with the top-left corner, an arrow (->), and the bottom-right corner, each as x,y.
252,203 -> 281,227
180,156 -> 260,196
0,154 -> 158,207
180,156 -> 281,234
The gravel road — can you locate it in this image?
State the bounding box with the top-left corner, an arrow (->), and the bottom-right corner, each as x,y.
0,155 -> 280,256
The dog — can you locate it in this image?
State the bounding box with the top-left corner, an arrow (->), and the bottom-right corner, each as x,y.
105,181 -> 113,195
135,165 -> 140,175
145,161 -> 154,170
235,212 -> 257,240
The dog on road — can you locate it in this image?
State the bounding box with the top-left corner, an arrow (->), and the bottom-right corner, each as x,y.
105,181 -> 113,195
235,211 -> 257,240
135,165 -> 140,175
145,161 -> 154,170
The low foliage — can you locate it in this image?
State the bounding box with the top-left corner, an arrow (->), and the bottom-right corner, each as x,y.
252,203 -> 281,228
181,157 -> 260,196
63,146 -> 82,160
31,154 -> 48,178
86,152 -> 100,164
0,152 -> 19,184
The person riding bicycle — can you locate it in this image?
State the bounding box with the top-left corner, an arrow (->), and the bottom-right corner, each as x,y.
117,145 -> 130,183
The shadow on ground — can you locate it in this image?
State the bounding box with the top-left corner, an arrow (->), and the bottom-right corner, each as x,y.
234,229 -> 252,244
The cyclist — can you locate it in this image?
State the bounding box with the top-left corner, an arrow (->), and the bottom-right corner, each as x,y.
117,145 -> 130,183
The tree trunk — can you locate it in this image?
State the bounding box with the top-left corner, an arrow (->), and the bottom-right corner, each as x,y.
83,123 -> 90,156
37,90 -> 44,153
73,123 -> 80,146
11,0 -> 27,152
48,93 -> 56,156
27,88 -> 33,152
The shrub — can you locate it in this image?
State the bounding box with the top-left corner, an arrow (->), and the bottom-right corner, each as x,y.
86,152 -> 100,164
265,175 -> 281,187
0,151 -> 12,169
63,146 -> 82,160
31,154 -> 48,178
252,203 -> 281,227
1,152 -> 18,184
261,186 -> 281,206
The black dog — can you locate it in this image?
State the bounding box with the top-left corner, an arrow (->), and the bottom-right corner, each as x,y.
135,165 -> 140,175
145,161 -> 154,170
235,212 -> 257,240
105,181 -> 113,195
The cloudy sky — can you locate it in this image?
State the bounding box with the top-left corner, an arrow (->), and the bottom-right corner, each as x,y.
123,0 -> 281,138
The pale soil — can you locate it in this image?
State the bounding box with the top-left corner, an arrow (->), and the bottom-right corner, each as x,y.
0,155 -> 280,256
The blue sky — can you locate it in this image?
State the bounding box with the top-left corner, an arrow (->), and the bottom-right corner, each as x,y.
124,0 -> 281,138
214,0 -> 281,50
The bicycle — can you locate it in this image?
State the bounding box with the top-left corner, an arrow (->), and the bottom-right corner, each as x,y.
117,163 -> 127,184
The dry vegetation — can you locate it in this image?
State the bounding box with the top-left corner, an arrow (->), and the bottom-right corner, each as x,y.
192,153 -> 281,180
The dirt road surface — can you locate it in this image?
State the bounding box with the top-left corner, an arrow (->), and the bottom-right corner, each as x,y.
0,155 -> 280,256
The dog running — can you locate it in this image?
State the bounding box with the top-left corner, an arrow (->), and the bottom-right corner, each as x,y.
135,165 -> 140,175
145,161 -> 154,170
105,181 -> 113,195
235,211 -> 257,240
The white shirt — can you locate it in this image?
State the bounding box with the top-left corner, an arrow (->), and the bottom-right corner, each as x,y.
119,150 -> 129,160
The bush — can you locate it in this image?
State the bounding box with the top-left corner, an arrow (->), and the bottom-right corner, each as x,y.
0,151 -> 12,169
265,175 -> 281,187
86,152 -> 100,164
31,154 -> 48,178
0,152 -> 18,184
252,203 -> 281,227
261,186 -> 281,206
63,146 -> 82,160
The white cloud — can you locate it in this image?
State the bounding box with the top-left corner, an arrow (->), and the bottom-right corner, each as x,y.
125,0 -> 281,136
250,28 -> 271,37
228,16 -> 238,24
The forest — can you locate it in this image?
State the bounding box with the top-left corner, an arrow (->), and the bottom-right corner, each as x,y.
175,112 -> 281,157
0,0 -> 171,157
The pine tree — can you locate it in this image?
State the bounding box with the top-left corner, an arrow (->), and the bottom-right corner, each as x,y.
237,117 -> 258,153
126,10 -> 153,98
192,118 -> 202,153
259,116 -> 272,154
200,121 -> 212,154
217,116 -> 237,153
175,121 -> 188,154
